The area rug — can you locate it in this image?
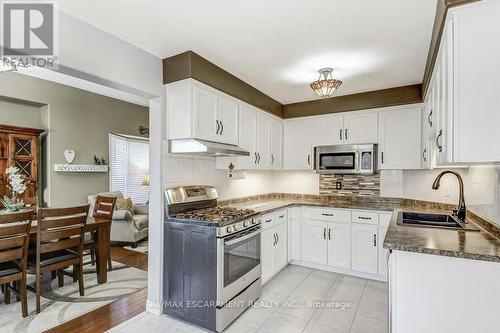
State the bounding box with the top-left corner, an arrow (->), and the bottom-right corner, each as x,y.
123,240 -> 148,254
0,262 -> 147,333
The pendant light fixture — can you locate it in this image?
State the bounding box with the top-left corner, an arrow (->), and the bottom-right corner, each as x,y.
310,67 -> 342,98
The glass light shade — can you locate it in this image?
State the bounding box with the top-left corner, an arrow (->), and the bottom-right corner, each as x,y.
310,68 -> 342,98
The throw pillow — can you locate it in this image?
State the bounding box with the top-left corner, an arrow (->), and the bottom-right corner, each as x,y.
115,197 -> 134,215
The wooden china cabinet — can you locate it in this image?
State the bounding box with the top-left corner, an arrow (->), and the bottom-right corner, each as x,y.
0,124 -> 44,203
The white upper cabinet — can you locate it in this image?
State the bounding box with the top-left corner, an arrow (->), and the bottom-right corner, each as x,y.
192,84 -> 219,143
218,95 -> 239,145
166,79 -> 239,145
237,104 -> 258,169
270,117 -> 283,170
256,112 -> 271,169
313,115 -> 343,146
283,118 -> 313,169
379,105 -> 422,170
343,111 -> 378,144
451,2 -> 500,162
312,111 -> 378,147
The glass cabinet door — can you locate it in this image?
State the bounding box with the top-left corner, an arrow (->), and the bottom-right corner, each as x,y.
8,134 -> 38,180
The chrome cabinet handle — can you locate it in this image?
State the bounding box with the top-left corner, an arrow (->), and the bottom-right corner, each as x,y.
358,216 -> 372,220
328,228 -> 331,240
220,121 -> 224,135
323,228 -> 326,240
436,129 -> 443,152
257,152 -> 261,164
276,233 -> 279,244
271,154 -> 274,165
278,215 -> 285,219
273,233 -> 277,246
307,154 -> 311,165
265,219 -> 272,223
216,120 -> 220,134
254,152 -> 258,164
345,128 -> 348,140
422,148 -> 427,162
373,234 -> 377,247
339,129 -> 343,140
428,110 -> 433,127
322,213 -> 334,217
381,152 -> 384,164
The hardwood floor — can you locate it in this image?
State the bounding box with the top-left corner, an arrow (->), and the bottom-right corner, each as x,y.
45,247 -> 148,333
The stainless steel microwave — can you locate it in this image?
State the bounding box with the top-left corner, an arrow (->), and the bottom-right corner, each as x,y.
315,144 -> 377,174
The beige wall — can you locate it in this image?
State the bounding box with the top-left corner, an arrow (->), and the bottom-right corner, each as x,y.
0,99 -> 43,128
0,73 -> 149,207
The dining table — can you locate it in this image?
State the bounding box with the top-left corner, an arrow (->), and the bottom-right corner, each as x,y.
30,216 -> 112,284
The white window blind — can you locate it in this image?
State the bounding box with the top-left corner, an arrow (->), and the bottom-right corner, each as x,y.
109,134 -> 149,204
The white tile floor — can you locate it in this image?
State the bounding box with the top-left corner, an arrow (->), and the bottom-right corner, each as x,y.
108,265 -> 388,333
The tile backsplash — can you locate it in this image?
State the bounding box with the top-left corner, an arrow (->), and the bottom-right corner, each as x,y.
319,173 -> 380,197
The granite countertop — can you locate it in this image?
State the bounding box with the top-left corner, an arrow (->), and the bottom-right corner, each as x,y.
384,208 -> 500,262
223,196 -> 500,263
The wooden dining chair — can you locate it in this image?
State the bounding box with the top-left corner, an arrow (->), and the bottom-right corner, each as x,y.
0,210 -> 33,317
84,196 -> 116,271
27,204 -> 89,313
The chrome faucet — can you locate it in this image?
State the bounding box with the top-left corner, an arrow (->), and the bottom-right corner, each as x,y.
432,170 -> 467,221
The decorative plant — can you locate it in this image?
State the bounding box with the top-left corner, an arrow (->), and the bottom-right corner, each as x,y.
1,166 -> 29,212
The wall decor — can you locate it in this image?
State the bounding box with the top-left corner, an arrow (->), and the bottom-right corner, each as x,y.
54,164 -> 109,173
64,149 -> 75,164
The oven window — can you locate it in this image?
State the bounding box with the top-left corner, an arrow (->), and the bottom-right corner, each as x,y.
224,230 -> 260,287
319,153 -> 356,170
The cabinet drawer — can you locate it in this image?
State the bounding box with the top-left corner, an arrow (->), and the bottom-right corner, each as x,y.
303,207 -> 351,223
275,209 -> 287,225
379,212 -> 393,227
352,211 -> 379,225
261,213 -> 276,230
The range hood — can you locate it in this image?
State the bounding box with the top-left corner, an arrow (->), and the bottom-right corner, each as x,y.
168,139 -> 250,157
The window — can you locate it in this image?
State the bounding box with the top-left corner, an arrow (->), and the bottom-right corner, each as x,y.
109,134 -> 149,204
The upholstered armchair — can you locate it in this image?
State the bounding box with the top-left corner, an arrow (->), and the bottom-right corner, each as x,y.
88,191 -> 148,247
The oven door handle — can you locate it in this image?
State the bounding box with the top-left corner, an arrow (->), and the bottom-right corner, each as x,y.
224,229 -> 261,246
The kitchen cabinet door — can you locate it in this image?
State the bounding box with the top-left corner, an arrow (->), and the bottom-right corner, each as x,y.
327,222 -> 351,270
301,219 -> 327,265
378,227 -> 389,277
379,106 -> 422,170
256,112 -> 271,169
261,228 -> 276,284
313,115 -> 343,146
351,224 -> 378,274
218,95 -> 239,145
283,118 -> 313,170
193,84 -> 219,143
421,88 -> 434,169
343,111 -> 378,145
287,207 -> 301,262
274,222 -> 288,272
270,117 -> 283,170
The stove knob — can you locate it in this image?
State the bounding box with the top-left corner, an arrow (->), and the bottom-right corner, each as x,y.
243,221 -> 249,227
233,225 -> 238,231
226,226 -> 233,233
252,219 -> 257,224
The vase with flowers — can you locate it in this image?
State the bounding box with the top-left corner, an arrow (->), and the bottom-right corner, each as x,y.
0,166 -> 29,212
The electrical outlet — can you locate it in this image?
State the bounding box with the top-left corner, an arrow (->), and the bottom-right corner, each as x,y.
336,181 -> 342,190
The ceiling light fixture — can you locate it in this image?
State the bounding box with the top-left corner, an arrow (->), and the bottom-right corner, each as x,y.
310,67 -> 342,99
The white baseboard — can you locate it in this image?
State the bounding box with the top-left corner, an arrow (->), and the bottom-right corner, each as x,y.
289,260 -> 388,282
146,298 -> 163,315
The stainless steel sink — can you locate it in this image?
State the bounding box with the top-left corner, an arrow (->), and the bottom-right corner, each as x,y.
397,211 -> 479,231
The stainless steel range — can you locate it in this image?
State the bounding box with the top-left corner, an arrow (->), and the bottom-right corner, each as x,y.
164,185 -> 262,332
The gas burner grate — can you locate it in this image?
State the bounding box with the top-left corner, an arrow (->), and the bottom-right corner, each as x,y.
171,207 -> 255,222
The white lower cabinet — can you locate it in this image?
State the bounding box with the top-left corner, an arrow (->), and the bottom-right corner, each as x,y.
327,222 -> 351,269
301,219 -> 328,265
287,207 -> 302,262
261,228 -> 276,283
351,224 -> 379,274
378,227 -> 389,277
261,210 -> 288,284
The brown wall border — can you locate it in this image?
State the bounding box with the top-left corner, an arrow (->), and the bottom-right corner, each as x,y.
163,51 -> 284,118
283,84 -> 422,119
